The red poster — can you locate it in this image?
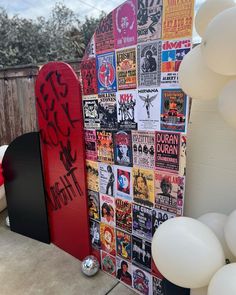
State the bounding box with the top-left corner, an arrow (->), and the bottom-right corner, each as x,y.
35,62 -> 90,260
81,58 -> 98,95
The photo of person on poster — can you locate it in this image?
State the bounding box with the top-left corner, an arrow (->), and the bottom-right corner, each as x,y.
101,202 -> 114,225
117,260 -> 132,286
133,171 -> 153,207
106,165 -> 115,196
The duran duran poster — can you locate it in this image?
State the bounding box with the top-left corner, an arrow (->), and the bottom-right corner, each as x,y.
138,40 -> 162,88
116,47 -> 137,90
115,165 -> 133,201
114,0 -> 137,49
162,0 -> 194,40
83,95 -> 100,129
132,131 -> 155,169
96,52 -> 117,93
95,12 -> 114,54
81,58 -> 98,95
116,90 -> 138,130
155,131 -> 181,173
98,93 -> 118,130
137,0 -> 163,43
114,130 -> 133,167
137,88 -> 160,131
160,88 -> 188,132
161,39 -> 191,86
85,129 -> 97,161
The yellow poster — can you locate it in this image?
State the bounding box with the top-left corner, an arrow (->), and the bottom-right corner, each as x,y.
86,160 -> 99,192
162,0 -> 195,40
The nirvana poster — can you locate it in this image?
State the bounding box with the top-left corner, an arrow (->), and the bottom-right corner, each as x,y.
116,90 -> 138,130
116,47 -> 137,90
114,130 -> 132,167
137,88 -> 160,131
98,93 -> 118,130
160,88 -> 188,133
138,40 -> 162,87
96,52 -> 117,93
137,0 -> 163,43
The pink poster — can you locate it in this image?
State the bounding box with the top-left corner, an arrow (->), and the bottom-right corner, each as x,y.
114,0 -> 137,49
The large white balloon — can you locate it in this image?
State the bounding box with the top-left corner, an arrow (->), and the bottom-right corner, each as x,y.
178,46 -> 230,100
201,7 -> 236,75
198,212 -> 235,262
218,79 -> 236,129
195,0 -> 236,37
224,210 -> 236,257
152,217 -> 225,289
208,263 -> 236,295
190,286 -> 208,295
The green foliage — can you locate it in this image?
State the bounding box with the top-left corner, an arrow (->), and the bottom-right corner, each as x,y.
0,3 -> 104,66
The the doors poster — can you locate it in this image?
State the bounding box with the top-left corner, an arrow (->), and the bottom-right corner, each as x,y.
116,47 -> 137,90
81,0 -> 195,293
137,0 -> 163,43
137,88 -> 160,131
98,93 -> 118,130
114,0 -> 137,49
160,88 -> 188,133
138,40 -> 162,87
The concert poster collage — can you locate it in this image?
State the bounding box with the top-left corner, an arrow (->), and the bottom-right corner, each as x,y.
81,0 -> 195,294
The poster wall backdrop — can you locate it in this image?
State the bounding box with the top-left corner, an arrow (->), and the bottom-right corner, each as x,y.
81,0 -> 195,294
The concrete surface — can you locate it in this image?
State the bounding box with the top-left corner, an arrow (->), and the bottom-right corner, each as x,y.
0,210 -> 136,295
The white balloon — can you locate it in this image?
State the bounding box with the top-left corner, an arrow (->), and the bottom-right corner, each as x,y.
224,210 -> 236,257
152,217 -> 225,289
195,0 -> 236,37
190,286 -> 208,295
0,145 -> 8,162
202,7 -> 236,75
218,79 -> 236,129
208,263 -> 236,295
178,46 -> 230,100
198,212 -> 235,262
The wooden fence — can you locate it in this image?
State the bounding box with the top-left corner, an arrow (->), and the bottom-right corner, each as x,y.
0,61 -> 81,146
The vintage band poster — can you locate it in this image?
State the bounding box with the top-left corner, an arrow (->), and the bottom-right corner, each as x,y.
96,130 -> 114,163
138,40 -> 162,88
95,12 -> 114,54
98,93 -> 118,130
153,276 -> 164,295
161,39 -> 191,86
81,58 -> 98,96
116,198 -> 132,233
116,90 -> 138,130
116,257 -> 133,286
133,167 -> 155,208
84,34 -> 96,59
132,131 -> 155,169
160,88 -> 188,133
85,129 -> 97,161
100,223 -> 116,256
133,203 -> 152,240
101,251 -> 116,277
162,0 -> 194,40
137,88 -> 160,131
86,160 -> 99,192
83,95 -> 100,129
114,130 -> 132,167
115,165 -> 133,202
100,194 -> 115,227
90,219 -> 101,249
152,208 -> 175,235
99,163 -> 115,197
132,265 -> 152,295
88,190 -> 100,221
116,47 -> 137,90
154,171 -> 185,215
137,0 -> 163,43
116,229 -> 132,261
132,235 -> 151,272
114,0 -> 137,49
155,131 -> 180,173
96,51 -> 117,94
